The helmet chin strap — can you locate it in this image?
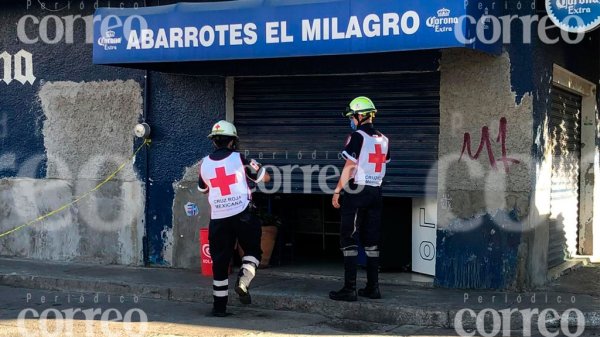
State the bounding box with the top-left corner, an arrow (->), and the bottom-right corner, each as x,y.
353,113 -> 371,128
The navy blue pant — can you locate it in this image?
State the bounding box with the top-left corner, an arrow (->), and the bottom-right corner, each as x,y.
340,185 -> 383,250
339,184 -> 382,287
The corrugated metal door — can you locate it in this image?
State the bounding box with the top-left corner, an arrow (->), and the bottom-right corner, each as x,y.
548,86 -> 582,269
234,73 -> 440,197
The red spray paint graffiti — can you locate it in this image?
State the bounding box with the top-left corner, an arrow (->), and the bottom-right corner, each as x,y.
459,117 -> 520,173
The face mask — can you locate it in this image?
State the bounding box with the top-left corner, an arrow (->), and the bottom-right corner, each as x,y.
350,119 -> 357,131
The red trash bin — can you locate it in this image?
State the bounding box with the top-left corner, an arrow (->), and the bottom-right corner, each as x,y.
200,228 -> 213,277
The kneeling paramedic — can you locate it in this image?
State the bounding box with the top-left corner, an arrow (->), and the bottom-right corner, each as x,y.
330,97 -> 390,301
198,120 -> 271,316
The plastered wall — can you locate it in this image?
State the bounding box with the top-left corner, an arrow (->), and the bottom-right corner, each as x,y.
436,49 -> 534,289
0,80 -> 145,265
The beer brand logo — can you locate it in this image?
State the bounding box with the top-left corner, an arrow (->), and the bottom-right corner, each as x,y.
546,0 -> 600,32
437,8 -> 451,17
427,8 -> 459,32
97,30 -> 122,51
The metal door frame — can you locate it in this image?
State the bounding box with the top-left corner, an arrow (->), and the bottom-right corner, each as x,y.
551,64 -> 598,262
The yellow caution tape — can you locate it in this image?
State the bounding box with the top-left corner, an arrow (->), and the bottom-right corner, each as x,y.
0,139 -> 151,239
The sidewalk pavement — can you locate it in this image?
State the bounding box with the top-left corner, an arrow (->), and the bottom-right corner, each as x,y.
0,257 -> 598,330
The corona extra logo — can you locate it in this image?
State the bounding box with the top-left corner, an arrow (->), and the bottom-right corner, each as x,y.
547,0 -> 600,32
437,8 -> 451,17
97,30 -> 122,51
426,8 -> 459,32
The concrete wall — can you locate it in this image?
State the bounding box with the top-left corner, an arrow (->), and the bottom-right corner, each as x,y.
171,163 -> 211,270
0,81 -> 145,264
0,1 -> 146,264
435,50 -> 534,289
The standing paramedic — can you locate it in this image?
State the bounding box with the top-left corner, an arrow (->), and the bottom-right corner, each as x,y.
198,120 -> 270,317
330,97 -> 390,302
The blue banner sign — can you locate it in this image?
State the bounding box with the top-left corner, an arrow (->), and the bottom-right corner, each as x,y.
93,0 -> 500,65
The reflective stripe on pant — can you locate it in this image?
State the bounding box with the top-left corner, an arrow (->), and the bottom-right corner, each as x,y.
213,279 -> 229,297
364,245 -> 380,257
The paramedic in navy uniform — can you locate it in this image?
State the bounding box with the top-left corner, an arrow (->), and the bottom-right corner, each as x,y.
330,97 -> 390,302
198,120 -> 270,317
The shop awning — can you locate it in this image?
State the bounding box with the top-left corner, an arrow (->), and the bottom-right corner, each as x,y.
93,0 -> 501,65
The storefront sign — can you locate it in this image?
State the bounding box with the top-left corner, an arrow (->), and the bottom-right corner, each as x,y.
546,0 -> 600,33
93,0 -> 500,65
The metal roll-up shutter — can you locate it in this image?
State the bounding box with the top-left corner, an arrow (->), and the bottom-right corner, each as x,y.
548,86 -> 582,269
234,73 -> 440,197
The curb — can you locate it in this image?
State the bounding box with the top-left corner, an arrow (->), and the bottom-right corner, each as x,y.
0,272 -> 449,327
1,272 -> 598,330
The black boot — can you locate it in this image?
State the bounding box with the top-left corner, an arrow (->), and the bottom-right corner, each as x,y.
329,285 -> 357,301
235,261 -> 257,305
359,254 -> 381,299
329,254 -> 358,302
235,276 -> 251,305
358,284 -> 381,299
209,309 -> 233,317
210,297 -> 232,317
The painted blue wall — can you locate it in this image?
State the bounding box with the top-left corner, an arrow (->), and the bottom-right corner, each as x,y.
145,73 -> 225,265
435,211 -> 523,288
0,2 -> 144,180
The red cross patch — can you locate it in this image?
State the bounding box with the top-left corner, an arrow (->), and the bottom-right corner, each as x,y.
210,167 -> 237,196
368,144 -> 387,173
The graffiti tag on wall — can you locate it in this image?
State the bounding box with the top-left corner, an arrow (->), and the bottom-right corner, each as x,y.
459,117 -> 520,173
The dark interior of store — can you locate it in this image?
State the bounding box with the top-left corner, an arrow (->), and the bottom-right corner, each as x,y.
250,193 -> 413,272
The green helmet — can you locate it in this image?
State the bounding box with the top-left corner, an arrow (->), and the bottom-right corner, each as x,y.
344,96 -> 377,117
